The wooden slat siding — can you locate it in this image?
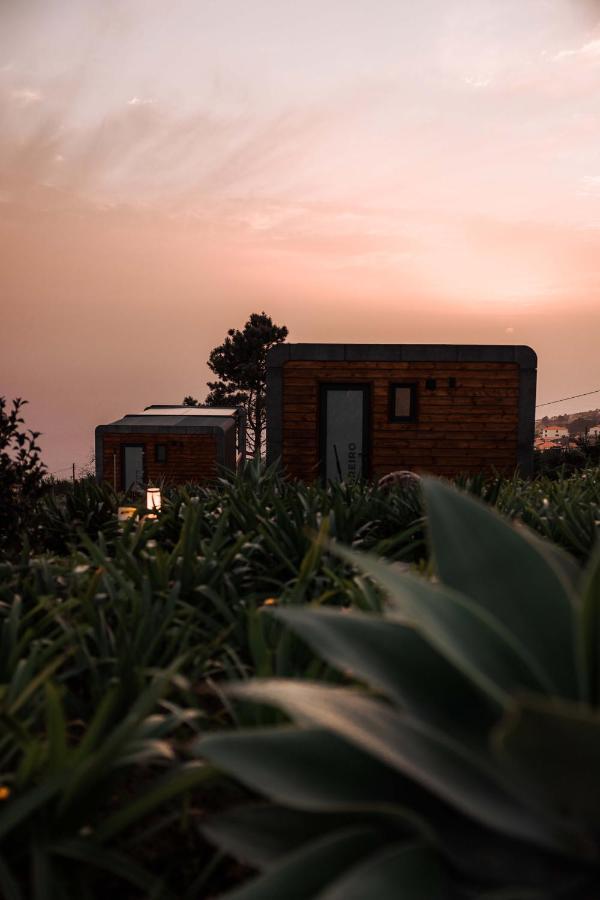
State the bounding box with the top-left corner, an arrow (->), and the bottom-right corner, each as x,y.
281,360 -> 520,480
102,433 -> 218,489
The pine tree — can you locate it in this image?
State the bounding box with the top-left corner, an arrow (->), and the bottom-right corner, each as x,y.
204,312 -> 288,456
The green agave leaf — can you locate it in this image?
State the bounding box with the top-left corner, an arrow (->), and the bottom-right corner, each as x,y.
278,579 -> 546,720
199,725 -> 434,820
196,735 -> 586,890
258,605 -> 500,739
317,841 -> 448,900
226,680 -> 567,853
581,549 -> 600,706
516,525 -> 582,595
219,826 -> 385,900
475,891 -> 544,899
203,804 -> 367,869
385,574 -> 553,698
432,811 -> 586,892
422,479 -> 581,699
493,695 -> 600,832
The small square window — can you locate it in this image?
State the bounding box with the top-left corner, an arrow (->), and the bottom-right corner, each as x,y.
389,383 -> 417,423
155,444 -> 167,464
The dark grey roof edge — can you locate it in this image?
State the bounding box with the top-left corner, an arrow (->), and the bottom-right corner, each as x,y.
142,405 -> 242,414
267,344 -> 291,366
95,423 -> 233,435
267,343 -> 537,368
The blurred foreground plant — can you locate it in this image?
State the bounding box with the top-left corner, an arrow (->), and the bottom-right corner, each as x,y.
0,667 -> 216,900
198,479 -> 600,899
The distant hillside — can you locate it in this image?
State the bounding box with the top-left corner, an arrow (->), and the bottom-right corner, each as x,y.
535,409 -> 600,434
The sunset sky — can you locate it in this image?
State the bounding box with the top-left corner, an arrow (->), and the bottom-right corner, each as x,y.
1,0 -> 600,474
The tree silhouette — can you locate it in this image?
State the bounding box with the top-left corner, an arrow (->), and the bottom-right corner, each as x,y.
0,397 -> 46,552
204,312 -> 288,455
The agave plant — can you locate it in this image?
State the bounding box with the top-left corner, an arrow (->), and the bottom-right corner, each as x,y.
197,478 -> 600,899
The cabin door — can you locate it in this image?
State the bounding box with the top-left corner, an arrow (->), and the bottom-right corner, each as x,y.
319,384 -> 369,482
123,445 -> 145,490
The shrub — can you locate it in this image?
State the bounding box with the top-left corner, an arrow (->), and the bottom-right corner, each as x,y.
33,476 -> 119,555
0,397 -> 46,554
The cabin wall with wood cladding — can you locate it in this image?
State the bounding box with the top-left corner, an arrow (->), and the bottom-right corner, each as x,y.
281,360 -> 520,480
101,433 -> 218,489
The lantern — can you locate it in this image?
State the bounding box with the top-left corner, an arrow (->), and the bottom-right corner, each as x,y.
146,487 -> 162,512
117,506 -> 137,523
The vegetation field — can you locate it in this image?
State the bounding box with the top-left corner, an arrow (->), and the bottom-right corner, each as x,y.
1,461 -> 599,899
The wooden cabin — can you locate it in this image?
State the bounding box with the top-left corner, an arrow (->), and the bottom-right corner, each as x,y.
95,406 -> 245,490
266,344 -> 537,481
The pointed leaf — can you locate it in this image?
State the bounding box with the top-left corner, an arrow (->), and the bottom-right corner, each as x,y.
203,804 -> 366,869
309,547 -> 554,708
220,826 -> 384,900
199,725 -> 435,816
228,680 -> 569,853
494,695 -> 600,832
318,842 -> 447,900
423,479 -> 580,698
581,549 -> 600,705
517,526 -> 582,595
272,606 -> 499,742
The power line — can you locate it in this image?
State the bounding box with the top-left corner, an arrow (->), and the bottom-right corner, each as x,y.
536,387 -> 600,409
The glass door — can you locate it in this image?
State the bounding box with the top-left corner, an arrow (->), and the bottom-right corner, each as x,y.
319,384 -> 369,482
122,445 -> 145,490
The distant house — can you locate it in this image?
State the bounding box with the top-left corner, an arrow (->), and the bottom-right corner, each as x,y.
588,424 -> 600,439
267,343 -> 537,480
535,439 -> 561,452
95,406 -> 245,490
541,425 -> 569,441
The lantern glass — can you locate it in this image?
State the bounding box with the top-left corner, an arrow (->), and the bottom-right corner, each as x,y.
146,487 -> 161,511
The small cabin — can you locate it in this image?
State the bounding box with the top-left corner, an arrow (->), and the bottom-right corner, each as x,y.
95,406 -> 245,490
266,344 -> 537,481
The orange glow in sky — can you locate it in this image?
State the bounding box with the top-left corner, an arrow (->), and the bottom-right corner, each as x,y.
1,0 -> 600,472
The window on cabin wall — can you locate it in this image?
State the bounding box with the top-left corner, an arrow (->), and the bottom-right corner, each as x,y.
389,383 -> 418,423
155,444 -> 167,463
